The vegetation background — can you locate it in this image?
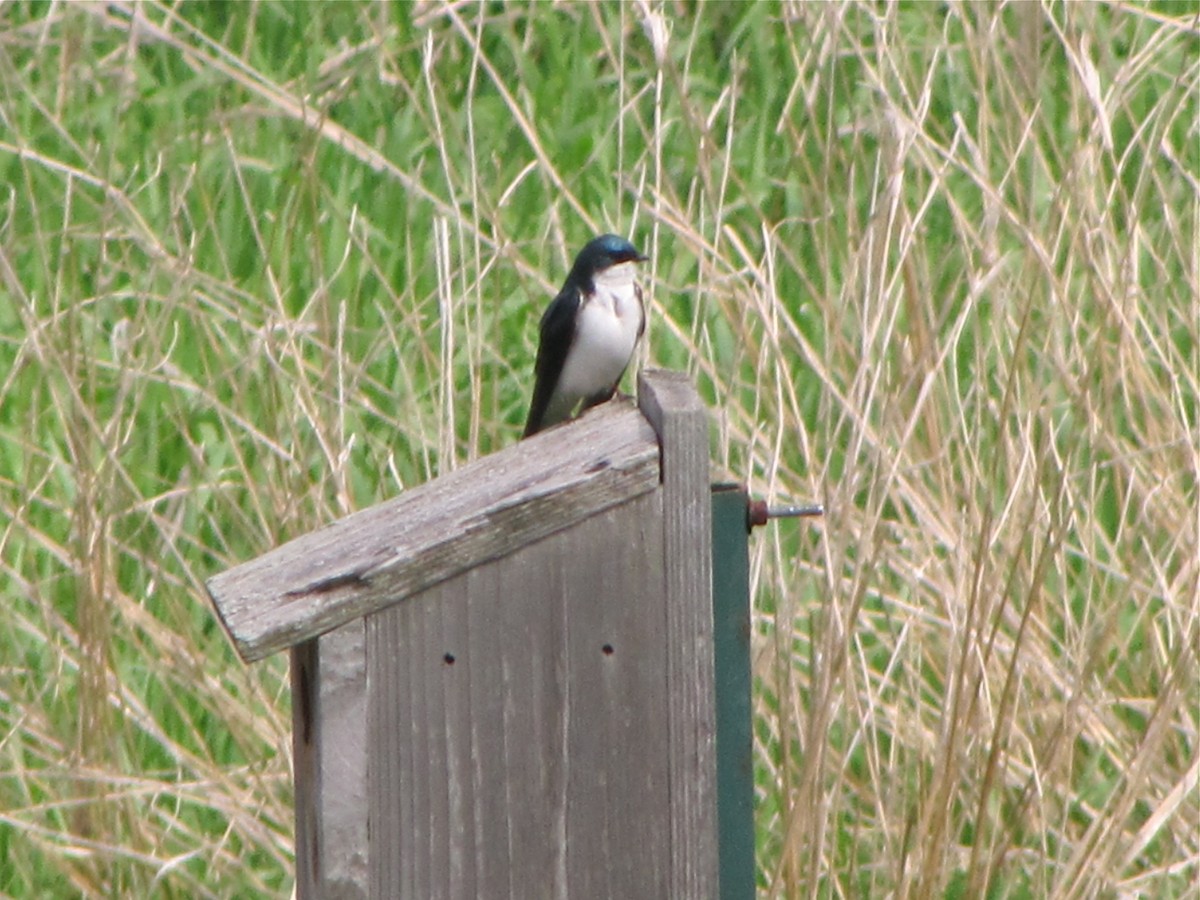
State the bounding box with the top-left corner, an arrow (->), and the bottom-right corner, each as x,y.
1,1 -> 1196,896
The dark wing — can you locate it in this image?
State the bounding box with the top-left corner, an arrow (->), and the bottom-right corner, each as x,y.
523,285 -> 582,437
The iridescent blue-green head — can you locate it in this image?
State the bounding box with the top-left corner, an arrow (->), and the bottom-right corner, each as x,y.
566,234 -> 648,287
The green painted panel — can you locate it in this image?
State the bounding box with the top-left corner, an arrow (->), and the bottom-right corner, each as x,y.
711,484 -> 754,899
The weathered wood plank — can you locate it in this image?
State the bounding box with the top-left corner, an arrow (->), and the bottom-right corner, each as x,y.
462,562 -> 517,897
439,574 -> 476,900
292,621 -> 369,900
207,401 -> 659,661
366,488 -> 671,899
490,534 -> 569,899
565,490 -> 670,899
637,369 -> 719,899
368,579 -> 428,899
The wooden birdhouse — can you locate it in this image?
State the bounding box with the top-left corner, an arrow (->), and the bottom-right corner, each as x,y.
207,370 -> 759,899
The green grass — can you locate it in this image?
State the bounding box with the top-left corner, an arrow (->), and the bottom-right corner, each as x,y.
1,1 -> 1196,896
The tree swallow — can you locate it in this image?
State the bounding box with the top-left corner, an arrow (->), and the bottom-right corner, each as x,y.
523,234 -> 648,437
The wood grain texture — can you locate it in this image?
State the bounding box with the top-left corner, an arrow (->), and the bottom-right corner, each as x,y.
637,369 -> 719,899
292,622 -> 369,900
206,401 -> 659,661
564,491 -> 670,899
366,490 -> 670,900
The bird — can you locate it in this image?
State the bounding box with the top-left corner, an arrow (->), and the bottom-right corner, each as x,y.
523,234 -> 649,437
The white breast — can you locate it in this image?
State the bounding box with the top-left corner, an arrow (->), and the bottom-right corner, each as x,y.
550,262 -> 643,416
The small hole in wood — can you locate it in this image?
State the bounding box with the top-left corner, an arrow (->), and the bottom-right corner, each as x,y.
443,653 -> 456,665
602,643 -> 614,656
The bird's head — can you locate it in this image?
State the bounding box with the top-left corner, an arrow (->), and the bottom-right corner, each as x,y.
569,234 -> 648,285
